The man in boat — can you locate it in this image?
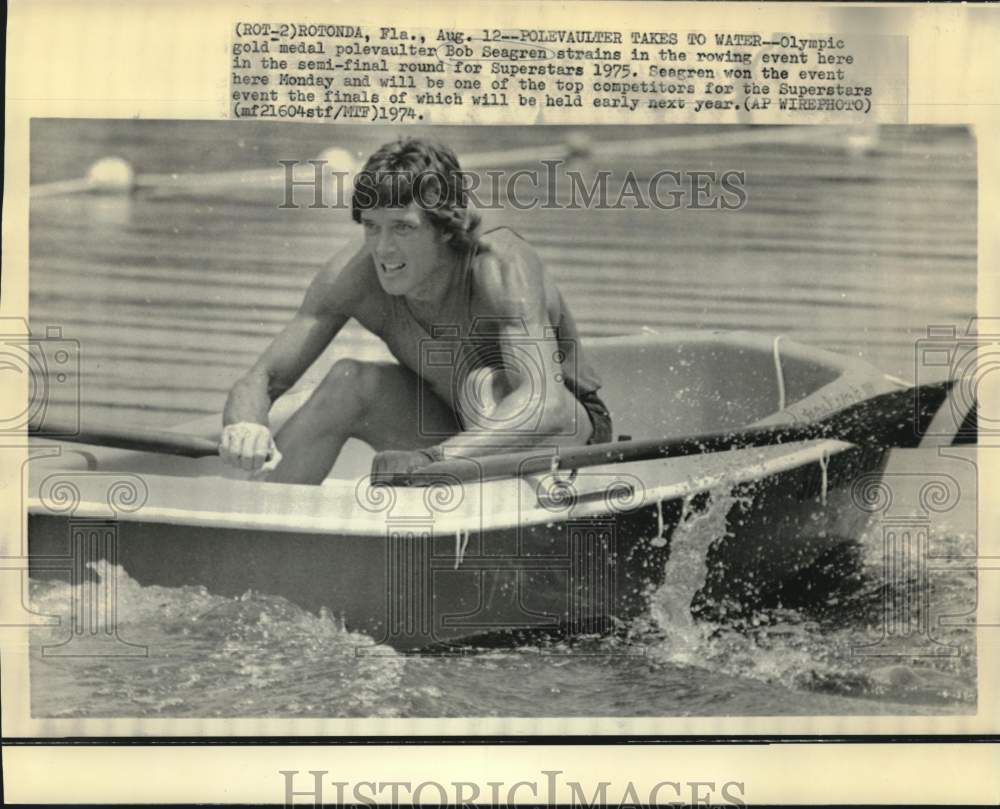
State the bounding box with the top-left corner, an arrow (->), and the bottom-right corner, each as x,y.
219,137 -> 612,484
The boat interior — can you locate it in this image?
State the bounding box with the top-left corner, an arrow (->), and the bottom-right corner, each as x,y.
35,331 -> 860,482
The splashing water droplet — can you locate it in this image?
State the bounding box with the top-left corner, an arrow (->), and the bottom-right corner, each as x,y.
649,484 -> 741,664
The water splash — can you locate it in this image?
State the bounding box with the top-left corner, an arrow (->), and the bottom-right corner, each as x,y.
30,563 -> 407,717
641,502 -> 977,707
648,486 -> 742,664
26,534 -> 976,717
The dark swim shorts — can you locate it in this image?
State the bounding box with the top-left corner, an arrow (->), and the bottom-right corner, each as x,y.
449,371 -> 613,445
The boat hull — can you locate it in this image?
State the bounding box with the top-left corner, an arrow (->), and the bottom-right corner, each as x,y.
28,445 -> 888,651
27,330 -> 913,650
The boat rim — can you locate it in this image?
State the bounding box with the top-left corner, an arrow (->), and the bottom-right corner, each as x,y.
27,330 -> 900,535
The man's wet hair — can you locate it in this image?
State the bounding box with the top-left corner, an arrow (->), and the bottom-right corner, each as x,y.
351,137 -> 481,252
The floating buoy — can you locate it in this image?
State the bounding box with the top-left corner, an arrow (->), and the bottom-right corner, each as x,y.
317,147 -> 359,177
317,147 -> 360,203
564,131 -> 594,161
86,156 -> 136,193
844,124 -> 881,158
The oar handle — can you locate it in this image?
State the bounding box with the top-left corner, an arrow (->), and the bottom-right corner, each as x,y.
30,422 -> 220,458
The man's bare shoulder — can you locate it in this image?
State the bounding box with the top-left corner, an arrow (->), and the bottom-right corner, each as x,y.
472,229 -> 548,318
477,227 -> 541,263
308,237 -> 381,316
477,227 -> 546,276
318,237 -> 377,288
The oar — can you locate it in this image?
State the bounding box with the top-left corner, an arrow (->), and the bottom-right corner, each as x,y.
29,422 -> 219,458
28,379 -> 957,475
386,379 -> 957,486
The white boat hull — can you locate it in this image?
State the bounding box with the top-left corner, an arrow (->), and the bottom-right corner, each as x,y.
28,331 -> 906,649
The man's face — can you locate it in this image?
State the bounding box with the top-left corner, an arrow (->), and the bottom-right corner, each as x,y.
361,203 -> 452,298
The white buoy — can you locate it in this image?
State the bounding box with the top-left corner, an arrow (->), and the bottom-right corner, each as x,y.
318,147 -> 359,177
86,156 -> 136,193
317,147 -> 360,204
564,131 -> 594,161
844,124 -> 881,159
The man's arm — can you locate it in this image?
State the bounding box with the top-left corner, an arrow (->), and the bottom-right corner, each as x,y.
370,241 -> 574,483
221,240 -> 368,469
439,243 -> 574,456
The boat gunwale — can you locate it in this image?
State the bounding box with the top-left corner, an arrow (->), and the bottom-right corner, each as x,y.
26,331 -> 898,535
27,439 -> 859,535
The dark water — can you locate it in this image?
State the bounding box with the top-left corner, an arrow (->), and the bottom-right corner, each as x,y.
28,123 -> 978,717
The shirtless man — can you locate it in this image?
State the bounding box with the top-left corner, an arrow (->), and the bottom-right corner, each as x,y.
219,137 -> 612,484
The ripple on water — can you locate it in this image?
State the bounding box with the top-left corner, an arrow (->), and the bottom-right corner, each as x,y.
30,563 -> 407,718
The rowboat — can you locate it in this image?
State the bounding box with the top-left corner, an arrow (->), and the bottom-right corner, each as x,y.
27,330 -> 952,651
